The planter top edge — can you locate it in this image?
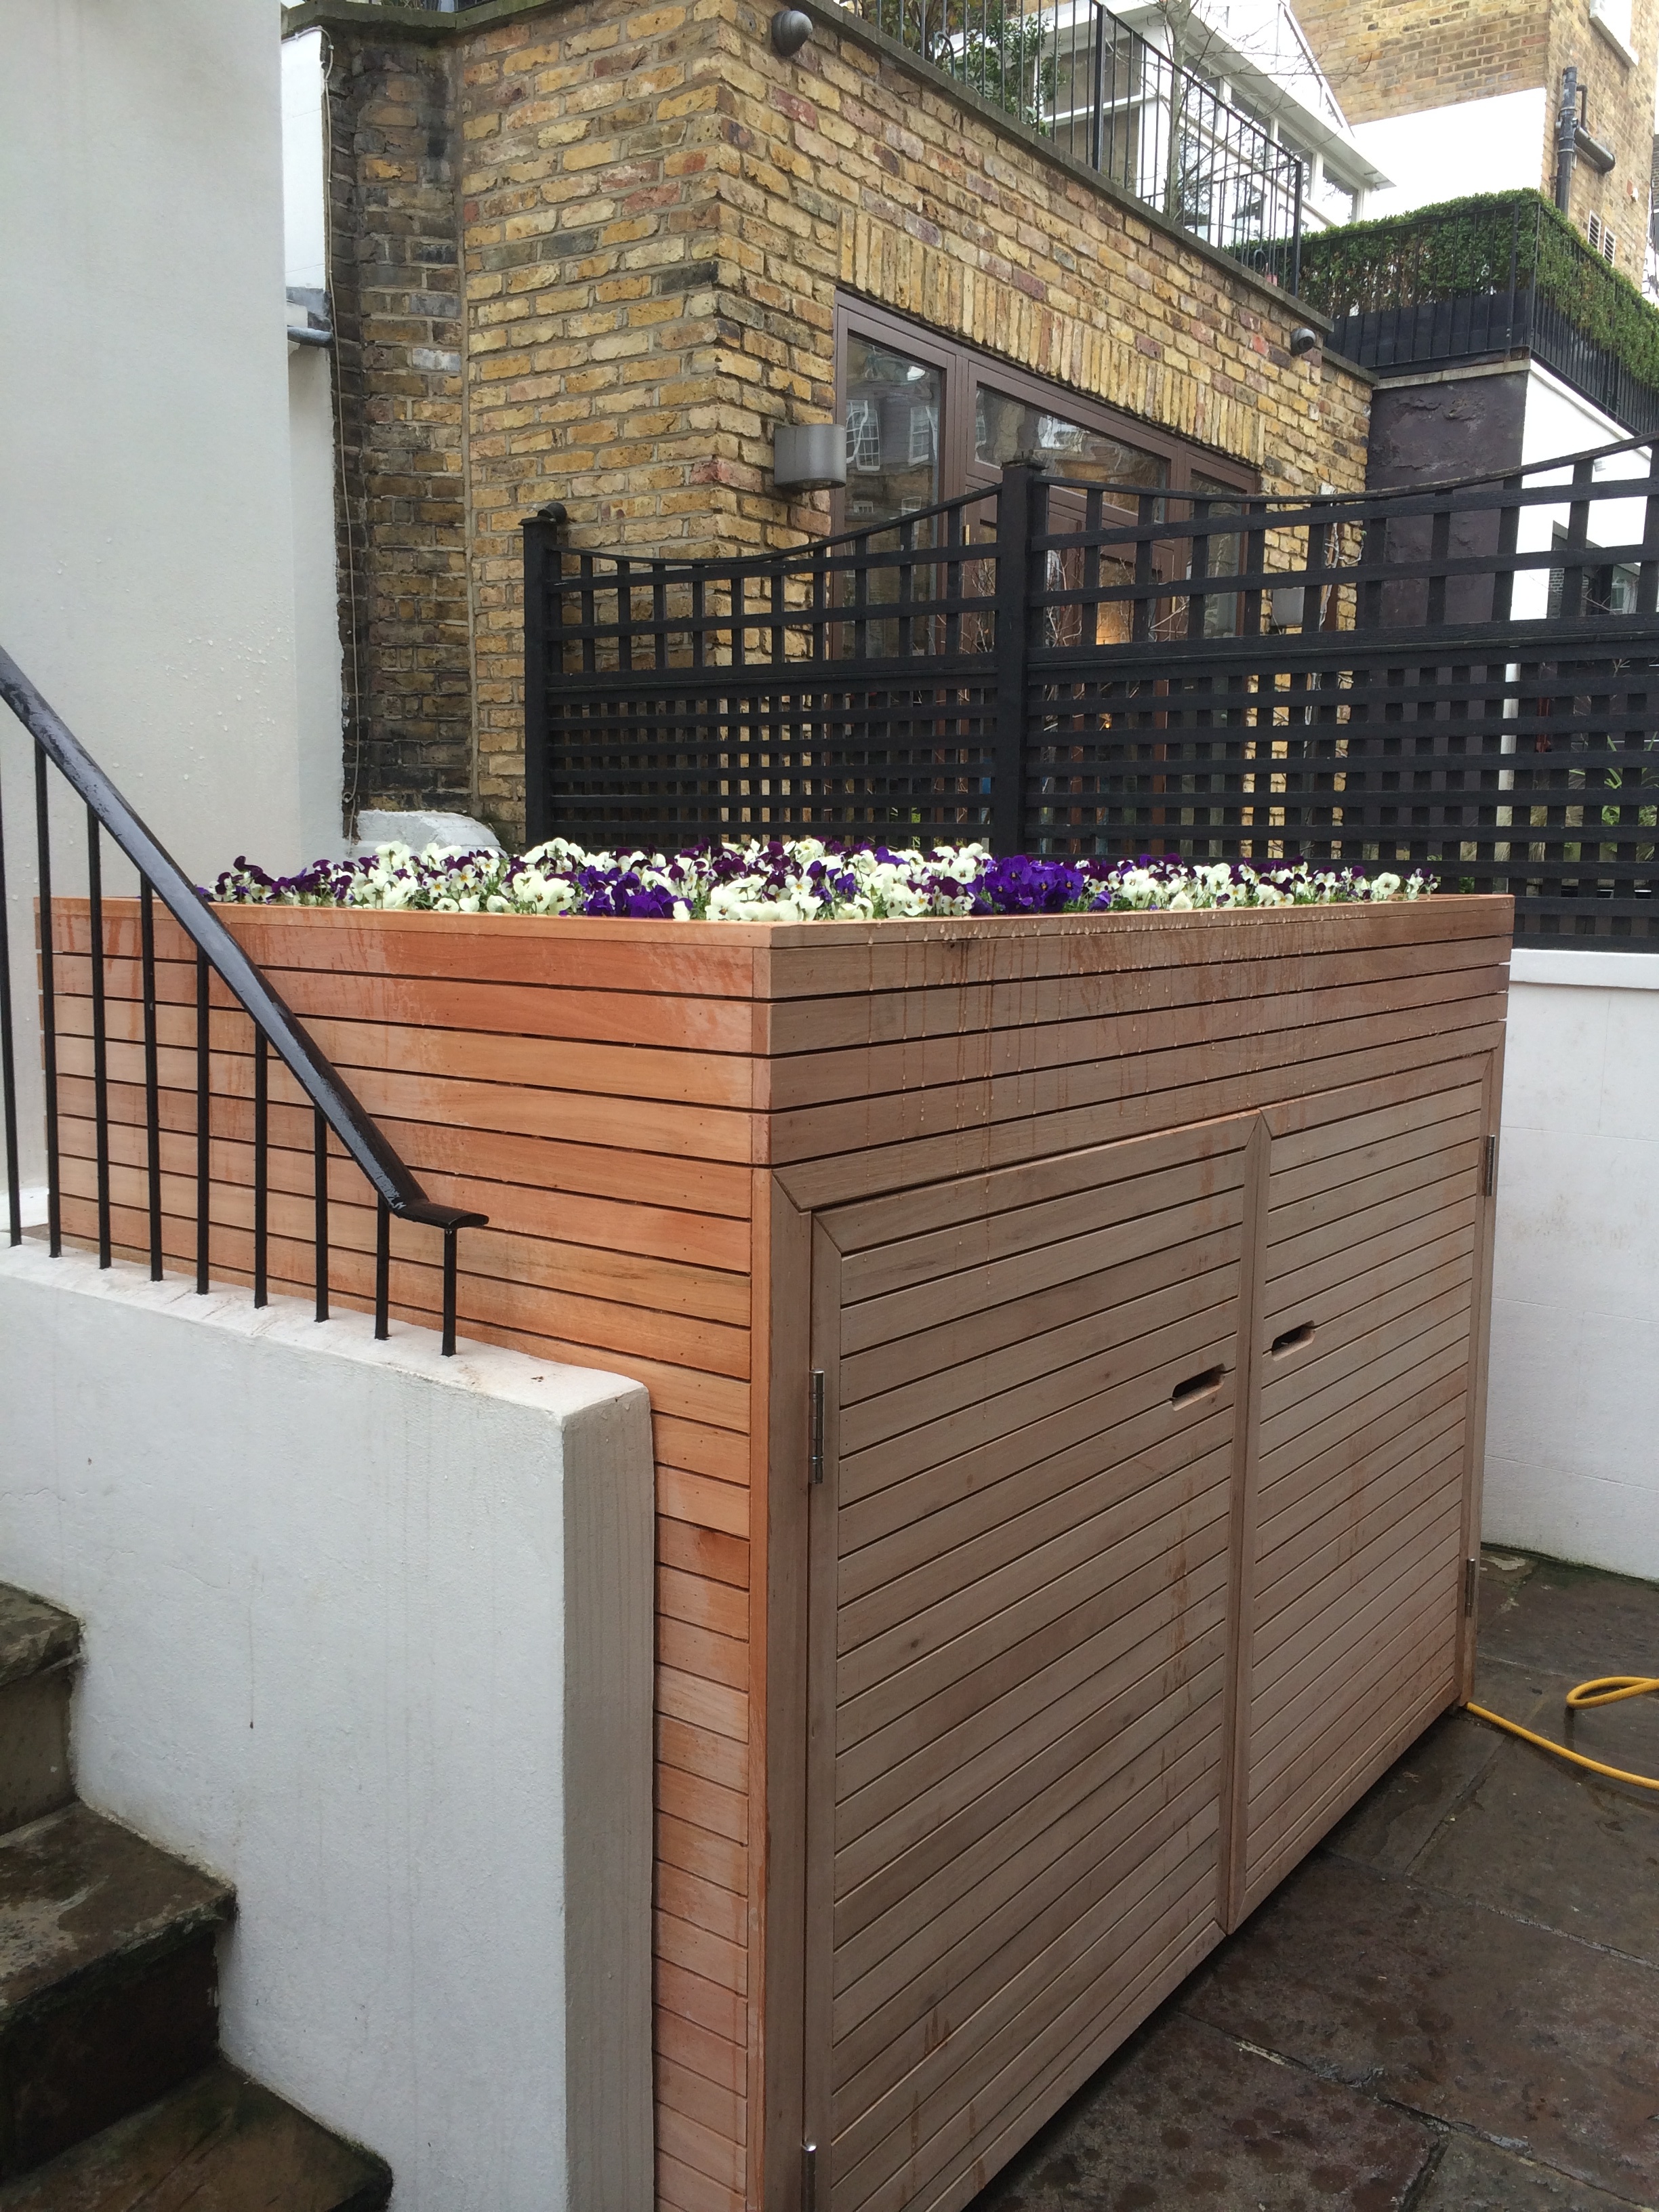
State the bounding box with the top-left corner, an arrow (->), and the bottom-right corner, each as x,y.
182,893 -> 1514,945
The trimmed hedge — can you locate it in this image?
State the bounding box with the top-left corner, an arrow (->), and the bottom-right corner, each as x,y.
1298,188 -> 1659,393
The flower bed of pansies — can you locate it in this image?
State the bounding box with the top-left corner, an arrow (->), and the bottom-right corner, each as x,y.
208,839 -> 1434,924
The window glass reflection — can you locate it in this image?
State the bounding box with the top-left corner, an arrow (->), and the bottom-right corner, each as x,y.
975,388 -> 1168,495
844,335 -> 942,533
1189,471 -> 1245,637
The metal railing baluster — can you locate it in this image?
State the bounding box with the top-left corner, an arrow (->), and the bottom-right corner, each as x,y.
375,1196 -> 390,1340
34,750 -> 60,1256
196,950 -> 210,1292
85,811 -> 111,1267
313,1107 -> 329,1324
0,766 -> 20,1248
252,1027 -> 268,1307
441,1223 -> 460,1357
139,882 -> 163,1280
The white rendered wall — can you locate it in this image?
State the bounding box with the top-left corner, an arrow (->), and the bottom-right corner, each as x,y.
283,29 -> 328,295
1485,951 -> 1659,1580
285,23 -> 344,850
1508,367 -> 1650,620
0,1246 -> 654,2212
289,345 -> 345,855
1353,89 -> 1547,218
0,3 -> 341,1193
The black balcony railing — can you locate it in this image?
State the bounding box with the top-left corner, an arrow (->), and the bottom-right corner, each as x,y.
1298,190 -> 1659,437
524,431 -> 1659,946
843,0 -> 1303,289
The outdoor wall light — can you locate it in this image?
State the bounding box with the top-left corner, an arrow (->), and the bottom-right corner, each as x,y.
1289,327 -> 1319,356
774,422 -> 847,491
772,8 -> 813,55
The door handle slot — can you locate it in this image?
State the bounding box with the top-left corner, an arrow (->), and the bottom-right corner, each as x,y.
1171,1364 -> 1225,1407
1270,1322 -> 1316,1357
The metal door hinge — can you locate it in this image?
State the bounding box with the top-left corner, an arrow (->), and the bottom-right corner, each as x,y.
803,2140 -> 819,2211
1483,1134 -> 1498,1197
1465,1556 -> 1478,1616
809,1370 -> 825,1486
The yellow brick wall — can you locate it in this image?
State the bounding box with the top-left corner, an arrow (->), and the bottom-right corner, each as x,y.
324,35 -> 475,821
1295,0 -> 1658,258
1292,0 -> 1551,124
428,0 -> 1370,836
1547,0 -> 1659,245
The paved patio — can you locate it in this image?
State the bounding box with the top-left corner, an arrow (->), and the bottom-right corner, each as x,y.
971,1551 -> 1659,2211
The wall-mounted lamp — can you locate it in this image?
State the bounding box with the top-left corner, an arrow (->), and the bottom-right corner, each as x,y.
774,422 -> 846,491
771,8 -> 813,54
1288,327 -> 1319,357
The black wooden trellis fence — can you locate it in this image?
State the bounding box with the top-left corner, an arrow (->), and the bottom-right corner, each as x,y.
523,432 -> 1659,946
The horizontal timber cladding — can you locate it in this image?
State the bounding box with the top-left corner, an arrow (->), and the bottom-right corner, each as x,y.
48,894 -> 1509,2212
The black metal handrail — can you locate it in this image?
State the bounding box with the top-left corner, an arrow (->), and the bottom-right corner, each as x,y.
0,647 -> 485,1352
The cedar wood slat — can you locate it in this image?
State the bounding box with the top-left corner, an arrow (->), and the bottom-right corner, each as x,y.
47,895 -> 1509,2212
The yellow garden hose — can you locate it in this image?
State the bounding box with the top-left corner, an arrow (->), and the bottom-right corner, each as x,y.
1468,1676 -> 1659,1792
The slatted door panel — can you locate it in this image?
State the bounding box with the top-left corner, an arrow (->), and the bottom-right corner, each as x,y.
1235,1073 -> 1488,1919
806,1117 -> 1257,2212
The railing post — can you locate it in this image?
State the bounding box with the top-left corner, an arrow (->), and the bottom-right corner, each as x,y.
1290,155 -> 1303,298
1503,202 -> 1519,353
33,750 -> 60,1257
1639,443 -> 1659,617
991,462 -> 1044,855
1492,472 -> 1522,623
1089,2 -> 1105,172
0,767 -> 19,1248
522,501 -> 566,848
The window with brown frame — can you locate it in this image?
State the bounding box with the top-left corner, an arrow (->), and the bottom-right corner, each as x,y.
834,297 -> 1257,639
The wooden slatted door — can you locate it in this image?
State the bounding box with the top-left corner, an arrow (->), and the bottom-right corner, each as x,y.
1229,1065 -> 1493,1923
803,1117 -> 1259,2212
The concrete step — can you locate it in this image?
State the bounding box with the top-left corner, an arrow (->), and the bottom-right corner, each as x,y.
0,1590 -> 79,1837
0,2062 -> 392,2212
0,1804 -> 233,2178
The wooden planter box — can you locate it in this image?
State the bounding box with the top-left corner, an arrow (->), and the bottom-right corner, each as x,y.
56,893 -> 1511,2212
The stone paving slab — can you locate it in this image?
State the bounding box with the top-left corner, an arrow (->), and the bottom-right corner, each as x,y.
970,2014 -> 1435,2211
965,1552 -> 1659,2212
1412,2132 -> 1649,2211
1477,1553 -> 1659,1682
1178,1852 -> 1659,2202
1411,1690 -> 1659,1969
1322,1702 -> 1516,1878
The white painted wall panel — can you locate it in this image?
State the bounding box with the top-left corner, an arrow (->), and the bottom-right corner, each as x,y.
0,1248 -> 655,2212
1485,951 -> 1659,1580
1,3 -> 342,1189
1353,89 -> 1547,218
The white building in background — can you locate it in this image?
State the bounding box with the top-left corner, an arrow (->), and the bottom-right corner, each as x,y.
1115,0 -> 1391,226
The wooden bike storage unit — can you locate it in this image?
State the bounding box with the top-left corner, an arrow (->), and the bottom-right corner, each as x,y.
52,894 -> 1510,2212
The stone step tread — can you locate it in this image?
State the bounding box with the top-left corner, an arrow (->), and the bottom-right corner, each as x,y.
0,1593 -> 79,1694
0,2063 -> 392,2212
0,1805 -> 232,2026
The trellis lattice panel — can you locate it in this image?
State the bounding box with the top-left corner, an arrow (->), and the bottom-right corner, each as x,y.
527,440 -> 1659,945
541,669 -> 1000,850
1027,625 -> 1659,948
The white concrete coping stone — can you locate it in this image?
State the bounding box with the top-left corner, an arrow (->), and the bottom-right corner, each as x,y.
349,807 -> 501,855
1509,947 -> 1659,991
0,1237 -> 617,1410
